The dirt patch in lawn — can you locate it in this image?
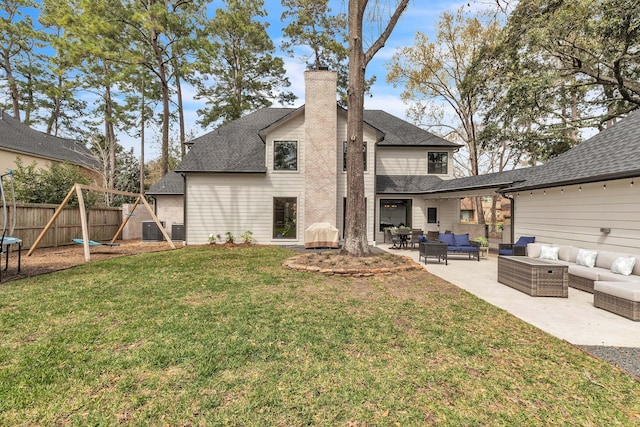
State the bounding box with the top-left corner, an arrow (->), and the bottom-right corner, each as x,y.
1,240 -> 176,281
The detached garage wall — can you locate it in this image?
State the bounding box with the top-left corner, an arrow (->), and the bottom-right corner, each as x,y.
513,178 -> 640,253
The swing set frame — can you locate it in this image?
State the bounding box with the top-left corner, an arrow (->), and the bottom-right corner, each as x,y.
27,184 -> 176,262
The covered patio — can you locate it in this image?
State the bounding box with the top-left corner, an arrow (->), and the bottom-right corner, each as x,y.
379,243 -> 640,348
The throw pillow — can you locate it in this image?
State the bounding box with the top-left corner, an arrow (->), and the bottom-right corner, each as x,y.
454,233 -> 471,246
610,257 -> 636,276
539,245 -> 559,261
576,249 -> 598,268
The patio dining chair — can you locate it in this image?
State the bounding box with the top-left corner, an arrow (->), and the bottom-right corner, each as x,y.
385,229 -> 402,249
409,229 -> 423,249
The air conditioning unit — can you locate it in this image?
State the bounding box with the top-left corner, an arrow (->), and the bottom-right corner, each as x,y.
142,220 -> 165,241
171,223 -> 185,241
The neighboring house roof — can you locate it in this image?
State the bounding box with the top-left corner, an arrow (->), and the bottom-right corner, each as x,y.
0,111 -> 99,169
505,109 -> 640,191
147,170 -> 184,195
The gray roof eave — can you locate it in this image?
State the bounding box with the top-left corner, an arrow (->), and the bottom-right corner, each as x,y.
502,170 -> 640,193
425,180 -> 523,195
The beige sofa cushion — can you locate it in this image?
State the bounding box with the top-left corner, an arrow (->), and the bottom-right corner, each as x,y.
557,246 -> 578,262
595,281 -> 640,302
595,250 -> 619,269
598,271 -> 640,282
527,243 -> 542,258
568,264 -> 600,281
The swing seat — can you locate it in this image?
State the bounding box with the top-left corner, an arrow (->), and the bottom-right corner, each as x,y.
72,238 -> 120,247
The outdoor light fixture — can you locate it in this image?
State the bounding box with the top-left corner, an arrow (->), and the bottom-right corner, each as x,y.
579,186 -> 582,192
561,188 -> 564,194
603,184 -> 607,190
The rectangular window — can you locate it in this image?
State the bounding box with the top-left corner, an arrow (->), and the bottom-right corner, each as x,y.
274,141 -> 297,171
427,207 -> 438,224
428,152 -> 448,174
343,141 -> 367,171
273,197 -> 297,239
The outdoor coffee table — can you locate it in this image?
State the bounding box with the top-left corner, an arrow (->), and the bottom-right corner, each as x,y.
419,242 -> 448,265
497,256 -> 568,297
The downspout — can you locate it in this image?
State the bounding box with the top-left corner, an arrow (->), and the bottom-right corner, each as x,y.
182,173 -> 187,245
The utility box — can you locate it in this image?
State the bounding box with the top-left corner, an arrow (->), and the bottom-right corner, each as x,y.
171,223 -> 185,241
142,220 -> 165,242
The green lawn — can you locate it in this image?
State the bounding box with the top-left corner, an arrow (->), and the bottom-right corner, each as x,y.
0,246 -> 638,425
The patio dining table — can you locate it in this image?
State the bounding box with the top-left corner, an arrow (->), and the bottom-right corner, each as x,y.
396,229 -> 410,249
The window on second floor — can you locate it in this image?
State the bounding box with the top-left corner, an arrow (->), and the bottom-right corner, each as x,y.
343,141 -> 367,171
428,152 -> 448,174
274,141 -> 298,171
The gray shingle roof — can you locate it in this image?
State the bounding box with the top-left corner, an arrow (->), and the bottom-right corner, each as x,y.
147,170 -> 184,195
175,108 -> 294,173
376,175 -> 443,193
0,111 -> 99,169
364,110 -> 460,148
173,106 -> 458,177
506,109 -> 640,191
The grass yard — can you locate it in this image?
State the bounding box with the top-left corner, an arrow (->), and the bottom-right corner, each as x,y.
0,245 -> 638,425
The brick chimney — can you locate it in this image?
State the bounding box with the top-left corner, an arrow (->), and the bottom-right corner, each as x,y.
304,69 -> 338,228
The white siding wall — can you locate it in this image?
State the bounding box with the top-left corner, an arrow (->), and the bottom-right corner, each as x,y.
376,147 -> 455,178
437,198 -> 461,233
186,173 -> 305,245
512,178 -> 640,252
186,114 -> 308,245
377,147 -> 427,175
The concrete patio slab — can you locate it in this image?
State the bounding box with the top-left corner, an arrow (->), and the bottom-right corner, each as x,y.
379,244 -> 640,347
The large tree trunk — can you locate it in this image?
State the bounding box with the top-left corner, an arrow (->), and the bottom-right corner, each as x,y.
343,0 -> 369,257
343,0 -> 408,256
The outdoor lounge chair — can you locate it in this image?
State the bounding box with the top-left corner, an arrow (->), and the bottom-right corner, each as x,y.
499,236 -> 535,256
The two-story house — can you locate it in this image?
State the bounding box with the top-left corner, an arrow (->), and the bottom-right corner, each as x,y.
148,69 -> 462,245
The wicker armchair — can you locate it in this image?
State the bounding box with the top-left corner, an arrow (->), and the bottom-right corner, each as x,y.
499,236 -> 535,256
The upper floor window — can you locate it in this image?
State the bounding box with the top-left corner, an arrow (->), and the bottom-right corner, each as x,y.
428,152 -> 448,174
274,141 -> 298,171
343,141 -> 367,171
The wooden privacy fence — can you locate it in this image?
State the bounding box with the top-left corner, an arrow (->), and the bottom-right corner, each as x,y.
4,203 -> 122,250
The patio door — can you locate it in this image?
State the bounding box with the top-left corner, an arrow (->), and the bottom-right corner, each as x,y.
425,206 -> 439,232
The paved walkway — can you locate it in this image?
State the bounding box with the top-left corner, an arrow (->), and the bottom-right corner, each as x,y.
379,244 -> 640,347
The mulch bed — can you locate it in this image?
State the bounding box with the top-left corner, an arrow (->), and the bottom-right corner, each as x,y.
1,240 -> 176,282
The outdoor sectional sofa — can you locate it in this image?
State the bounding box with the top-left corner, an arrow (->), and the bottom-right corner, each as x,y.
524,243 -> 640,321
436,233 -> 480,261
